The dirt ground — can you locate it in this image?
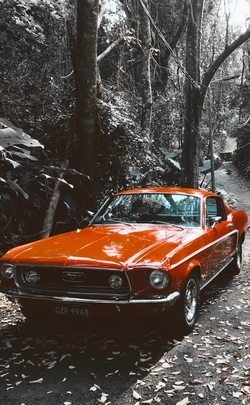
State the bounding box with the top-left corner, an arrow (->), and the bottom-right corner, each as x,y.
212,161 -> 250,213
0,161 -> 250,405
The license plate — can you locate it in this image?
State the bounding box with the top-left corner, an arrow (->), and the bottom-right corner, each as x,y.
53,303 -> 91,317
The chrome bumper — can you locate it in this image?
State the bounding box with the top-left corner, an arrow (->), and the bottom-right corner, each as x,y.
0,288 -> 180,306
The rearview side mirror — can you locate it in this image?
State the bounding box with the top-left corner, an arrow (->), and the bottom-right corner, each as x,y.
208,216 -> 222,229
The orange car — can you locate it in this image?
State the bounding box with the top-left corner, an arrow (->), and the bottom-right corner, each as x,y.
0,187 -> 248,333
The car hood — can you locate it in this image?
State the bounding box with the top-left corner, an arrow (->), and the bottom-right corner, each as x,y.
3,224 -> 201,269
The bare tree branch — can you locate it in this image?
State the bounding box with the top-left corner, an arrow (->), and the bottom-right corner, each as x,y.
201,28 -> 250,108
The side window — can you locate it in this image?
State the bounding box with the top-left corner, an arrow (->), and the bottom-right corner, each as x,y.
206,197 -> 227,224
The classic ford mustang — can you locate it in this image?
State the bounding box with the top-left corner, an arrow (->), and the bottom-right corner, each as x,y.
0,187 -> 248,333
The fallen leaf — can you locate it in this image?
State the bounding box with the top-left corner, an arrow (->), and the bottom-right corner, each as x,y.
189,380 -> 202,385
98,393 -> 108,403
133,390 -> 142,400
232,391 -> 242,398
242,386 -> 250,394
155,381 -> 166,391
176,398 -> 190,405
207,383 -> 215,392
60,354 -> 70,362
219,377 -> 228,384
140,357 -> 152,363
172,385 -> 186,391
29,378 -> 43,384
15,381 -> 22,386
184,357 -> 193,363
243,378 -> 250,386
216,359 -> 229,364
47,361 -> 57,369
161,362 -> 172,368
90,384 -> 101,391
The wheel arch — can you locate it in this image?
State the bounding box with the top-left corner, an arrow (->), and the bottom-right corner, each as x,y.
174,261 -> 201,294
185,261 -> 201,282
239,231 -> 245,245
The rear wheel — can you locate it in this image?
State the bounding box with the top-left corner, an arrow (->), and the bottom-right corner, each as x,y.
226,243 -> 242,275
175,270 -> 200,334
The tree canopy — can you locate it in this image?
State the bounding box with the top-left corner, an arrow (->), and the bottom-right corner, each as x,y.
0,0 -> 249,252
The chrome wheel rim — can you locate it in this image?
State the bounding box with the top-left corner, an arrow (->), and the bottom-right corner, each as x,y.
184,278 -> 198,323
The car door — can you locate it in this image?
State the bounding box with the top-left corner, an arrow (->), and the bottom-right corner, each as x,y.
205,196 -> 238,278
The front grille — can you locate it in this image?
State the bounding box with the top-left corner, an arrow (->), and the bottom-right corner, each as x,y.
14,265 -> 131,298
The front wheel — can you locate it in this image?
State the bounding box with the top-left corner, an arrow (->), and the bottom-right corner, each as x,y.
175,270 -> 200,334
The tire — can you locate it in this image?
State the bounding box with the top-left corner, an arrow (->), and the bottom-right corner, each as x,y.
227,243 -> 242,276
20,304 -> 38,322
175,270 -> 200,334
20,301 -> 48,324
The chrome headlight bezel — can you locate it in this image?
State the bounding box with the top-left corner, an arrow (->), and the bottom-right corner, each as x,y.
25,269 -> 40,284
1,263 -> 14,280
109,274 -> 123,289
149,269 -> 169,290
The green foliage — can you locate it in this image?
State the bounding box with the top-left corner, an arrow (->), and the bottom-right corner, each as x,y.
0,0 -> 75,148
0,119 -> 44,253
0,0 -> 248,253
0,119 -> 88,256
0,0 -> 84,254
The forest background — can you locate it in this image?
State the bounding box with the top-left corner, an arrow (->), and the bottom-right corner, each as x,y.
0,0 -> 250,255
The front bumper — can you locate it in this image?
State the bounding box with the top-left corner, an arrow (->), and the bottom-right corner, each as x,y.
0,286 -> 180,306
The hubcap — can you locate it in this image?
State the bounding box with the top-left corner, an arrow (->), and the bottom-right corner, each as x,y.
184,279 -> 198,323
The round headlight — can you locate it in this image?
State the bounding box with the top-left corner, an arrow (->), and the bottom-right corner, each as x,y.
149,270 -> 169,290
1,263 -> 14,280
26,269 -> 40,284
109,275 -> 123,289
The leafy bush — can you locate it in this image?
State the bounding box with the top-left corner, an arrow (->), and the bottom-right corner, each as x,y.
0,119 -> 89,256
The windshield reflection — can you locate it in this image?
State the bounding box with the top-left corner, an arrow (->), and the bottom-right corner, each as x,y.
92,193 -> 201,228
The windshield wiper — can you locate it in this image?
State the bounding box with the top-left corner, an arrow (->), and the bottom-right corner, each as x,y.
150,220 -> 184,229
99,218 -> 133,226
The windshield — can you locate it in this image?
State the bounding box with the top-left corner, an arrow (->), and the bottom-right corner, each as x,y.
92,193 -> 201,227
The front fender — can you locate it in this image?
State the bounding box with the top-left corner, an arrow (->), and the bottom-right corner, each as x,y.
169,259 -> 201,293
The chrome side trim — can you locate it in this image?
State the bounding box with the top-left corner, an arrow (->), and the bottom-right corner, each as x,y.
0,287 -> 180,305
170,229 -> 238,269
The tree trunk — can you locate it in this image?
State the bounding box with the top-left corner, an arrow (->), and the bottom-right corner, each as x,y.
160,2 -> 188,89
41,159 -> 69,239
139,0 -> 152,138
75,0 -> 99,178
181,0 -> 204,188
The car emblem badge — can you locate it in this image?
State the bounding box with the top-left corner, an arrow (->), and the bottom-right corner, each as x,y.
62,271 -> 86,283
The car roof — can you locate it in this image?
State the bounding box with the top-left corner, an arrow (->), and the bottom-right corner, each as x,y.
114,187 -> 218,199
